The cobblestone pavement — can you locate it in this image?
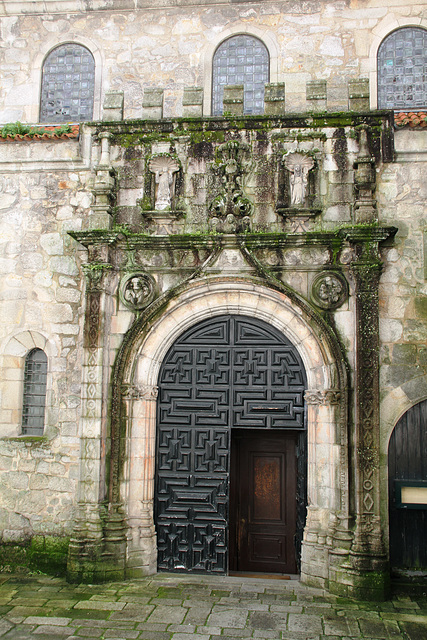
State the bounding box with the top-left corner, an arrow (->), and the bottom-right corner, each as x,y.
0,572 -> 426,640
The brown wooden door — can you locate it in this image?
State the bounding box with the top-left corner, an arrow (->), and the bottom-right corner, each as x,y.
230,430 -> 297,574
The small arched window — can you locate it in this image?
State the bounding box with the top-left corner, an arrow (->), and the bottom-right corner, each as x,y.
22,349 -> 48,435
212,35 -> 269,116
378,27 -> 427,110
40,43 -> 95,123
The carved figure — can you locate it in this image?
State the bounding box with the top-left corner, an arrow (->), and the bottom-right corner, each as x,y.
149,155 -> 180,210
124,276 -> 151,306
284,153 -> 314,206
121,273 -> 156,310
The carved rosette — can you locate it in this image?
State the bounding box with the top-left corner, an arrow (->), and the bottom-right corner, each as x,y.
119,272 -> 157,311
311,271 -> 348,310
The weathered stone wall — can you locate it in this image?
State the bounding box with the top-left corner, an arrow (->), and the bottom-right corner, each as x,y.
0,140 -> 88,541
0,0 -> 426,122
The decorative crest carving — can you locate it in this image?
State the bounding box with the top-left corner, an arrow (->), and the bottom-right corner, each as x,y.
148,154 -> 180,210
209,140 -> 253,233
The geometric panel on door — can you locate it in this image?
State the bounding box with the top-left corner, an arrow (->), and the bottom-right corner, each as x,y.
156,475 -> 228,521
156,315 -> 307,573
158,428 -> 229,473
157,522 -> 227,572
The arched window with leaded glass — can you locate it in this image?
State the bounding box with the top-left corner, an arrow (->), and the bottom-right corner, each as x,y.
22,349 -> 48,436
212,35 -> 269,116
40,43 -> 95,123
377,27 -> 427,110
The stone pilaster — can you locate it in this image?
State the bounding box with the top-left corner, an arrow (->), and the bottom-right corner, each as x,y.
142,88 -> 164,120
67,258 -> 118,582
301,388 -> 351,590
122,383 -> 158,577
343,228 -> 395,599
306,80 -> 327,112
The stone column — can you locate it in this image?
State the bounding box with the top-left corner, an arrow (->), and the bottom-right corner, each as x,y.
345,228 -> 395,599
90,132 -> 116,230
122,384 -> 158,577
67,259 -> 117,582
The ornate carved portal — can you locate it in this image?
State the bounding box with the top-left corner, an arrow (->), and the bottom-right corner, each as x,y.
155,315 -> 307,573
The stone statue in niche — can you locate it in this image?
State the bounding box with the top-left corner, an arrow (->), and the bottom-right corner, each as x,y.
148,155 -> 180,210
284,153 -> 314,206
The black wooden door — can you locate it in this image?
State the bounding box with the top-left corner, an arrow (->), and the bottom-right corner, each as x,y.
389,399 -> 427,570
230,430 -> 298,573
156,315 -> 306,573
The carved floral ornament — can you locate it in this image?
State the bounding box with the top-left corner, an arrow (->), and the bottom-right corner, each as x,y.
119,272 -> 157,311
148,154 -> 180,210
311,271 -> 348,310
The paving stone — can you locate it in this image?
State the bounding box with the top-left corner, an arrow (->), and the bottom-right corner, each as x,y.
398,620 -> 427,640
104,630 -> 140,638
287,612 -> 323,634
0,619 -> 14,636
207,605 -> 249,627
72,628 -> 103,637
358,618 -> 402,638
135,623 -> 169,631
169,634 -> 209,640
147,605 -> 187,624
109,605 -> 154,621
134,633 -> 171,640
322,614 -> 361,636
32,625 -> 72,636
74,601 -> 126,611
25,616 -> 73,626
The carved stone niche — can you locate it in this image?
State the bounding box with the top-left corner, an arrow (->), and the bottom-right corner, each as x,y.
276,151 -> 321,232
138,153 -> 185,235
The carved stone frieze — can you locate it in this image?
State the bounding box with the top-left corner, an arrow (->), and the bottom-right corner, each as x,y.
122,384 -> 159,400
305,389 -> 341,405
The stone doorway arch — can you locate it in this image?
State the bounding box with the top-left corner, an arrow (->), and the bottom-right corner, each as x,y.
112,278 -> 350,587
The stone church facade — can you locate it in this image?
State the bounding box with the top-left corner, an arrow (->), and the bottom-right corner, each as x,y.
0,0 -> 426,599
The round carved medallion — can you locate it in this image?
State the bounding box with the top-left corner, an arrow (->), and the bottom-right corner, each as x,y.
120,273 -> 157,310
311,271 -> 348,310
